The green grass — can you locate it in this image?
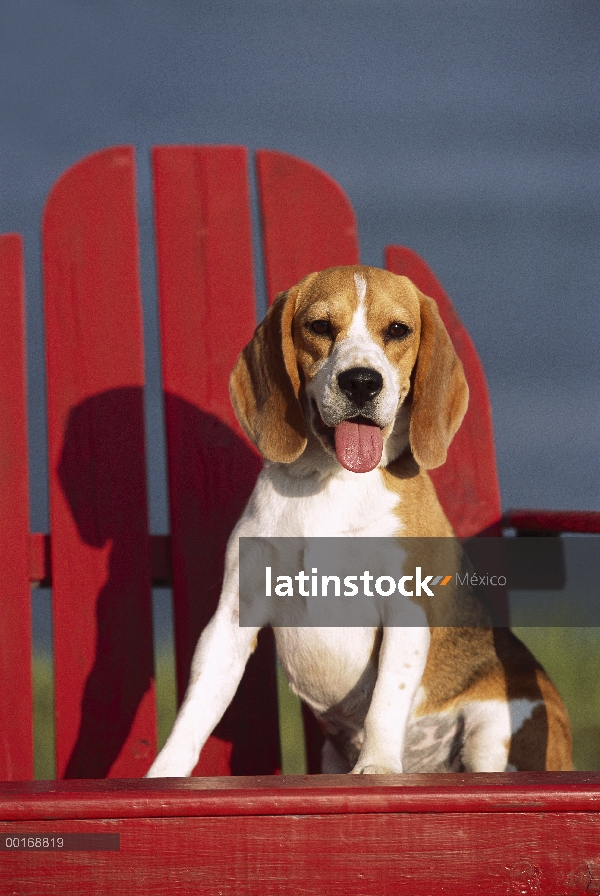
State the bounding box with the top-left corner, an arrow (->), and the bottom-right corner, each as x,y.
514,627 -> 600,770
155,647 -> 178,750
277,662 -> 308,774
32,648 -> 179,779
33,653 -> 56,780
32,630 -> 600,777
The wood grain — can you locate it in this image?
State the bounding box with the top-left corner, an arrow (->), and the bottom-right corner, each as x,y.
152,145 -> 279,775
0,234 -> 33,780
43,146 -> 156,778
2,775 -> 600,895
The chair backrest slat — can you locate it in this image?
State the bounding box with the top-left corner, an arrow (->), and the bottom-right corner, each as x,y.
43,146 -> 156,778
385,245 -> 502,538
256,149 -> 360,301
152,145 -> 280,775
0,234 -> 34,780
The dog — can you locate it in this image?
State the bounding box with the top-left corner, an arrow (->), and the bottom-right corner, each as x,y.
147,265 -> 572,776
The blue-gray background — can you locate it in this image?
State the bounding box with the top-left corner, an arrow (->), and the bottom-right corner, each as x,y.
1,1 -> 598,541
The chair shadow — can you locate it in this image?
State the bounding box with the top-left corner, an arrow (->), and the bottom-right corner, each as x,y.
162,393 -> 279,775
58,387 -> 279,778
58,387 -> 154,778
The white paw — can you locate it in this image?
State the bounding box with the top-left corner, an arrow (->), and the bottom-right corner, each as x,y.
145,748 -> 195,778
350,761 -> 403,775
145,758 -> 180,778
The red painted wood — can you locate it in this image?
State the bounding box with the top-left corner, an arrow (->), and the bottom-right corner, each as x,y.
386,246 -> 502,539
1,814 -> 599,896
1,777 -> 600,895
0,235 -> 34,781
148,534 -> 172,585
505,509 -> 600,534
1,772 -> 599,819
152,145 -> 280,775
27,490 -> 596,593
256,149 -> 360,303
30,534 -> 171,586
43,147 -> 156,778
30,533 -> 51,587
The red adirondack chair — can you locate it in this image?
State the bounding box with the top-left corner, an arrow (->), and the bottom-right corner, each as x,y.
1,146 -> 599,894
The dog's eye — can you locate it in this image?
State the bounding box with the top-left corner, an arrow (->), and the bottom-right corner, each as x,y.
387,322 -> 410,339
309,320 -> 331,336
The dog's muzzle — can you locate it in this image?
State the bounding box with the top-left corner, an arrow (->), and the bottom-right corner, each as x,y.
325,366 -> 384,474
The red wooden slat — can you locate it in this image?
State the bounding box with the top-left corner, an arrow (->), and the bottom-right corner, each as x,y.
505,509 -> 600,534
1,777 -> 600,895
152,145 -> 279,775
2,814 -> 600,896
30,533 -> 51,587
256,149 -> 361,771
0,234 -> 33,780
386,246 -> 502,538
256,149 -> 360,303
43,147 -> 156,778
1,772 -> 599,818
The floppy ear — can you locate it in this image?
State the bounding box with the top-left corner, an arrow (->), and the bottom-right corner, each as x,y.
229,283 -> 308,463
409,290 -> 469,470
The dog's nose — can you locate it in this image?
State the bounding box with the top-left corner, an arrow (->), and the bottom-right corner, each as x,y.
337,367 -> 383,408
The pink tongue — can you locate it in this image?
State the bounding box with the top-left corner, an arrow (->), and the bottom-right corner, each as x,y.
334,420 -> 383,473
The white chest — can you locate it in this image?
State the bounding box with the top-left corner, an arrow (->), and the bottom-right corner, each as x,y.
236,464 -> 402,539
232,464 -> 406,720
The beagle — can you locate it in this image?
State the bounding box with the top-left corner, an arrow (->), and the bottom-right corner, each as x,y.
147,265 -> 572,776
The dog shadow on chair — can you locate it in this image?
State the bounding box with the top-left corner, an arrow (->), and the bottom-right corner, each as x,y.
57,387 -> 279,778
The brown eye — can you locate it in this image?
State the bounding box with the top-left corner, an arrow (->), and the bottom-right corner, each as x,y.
387,322 -> 410,339
309,319 -> 331,336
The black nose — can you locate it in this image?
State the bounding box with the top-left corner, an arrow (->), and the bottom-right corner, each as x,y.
337,367 -> 383,408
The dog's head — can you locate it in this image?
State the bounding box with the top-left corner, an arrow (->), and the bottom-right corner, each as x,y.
230,266 -> 468,472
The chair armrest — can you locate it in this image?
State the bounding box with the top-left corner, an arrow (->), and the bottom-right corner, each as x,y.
503,509 -> 600,535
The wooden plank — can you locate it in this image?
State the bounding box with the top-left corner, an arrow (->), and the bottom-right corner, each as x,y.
505,509 -> 600,534
30,533 -> 51,588
386,246 -> 502,540
1,772 -> 600,818
0,234 -> 34,780
29,534 -> 171,587
1,776 -> 600,895
1,812 -> 600,896
256,149 -> 360,303
43,147 -> 156,778
152,145 -> 279,775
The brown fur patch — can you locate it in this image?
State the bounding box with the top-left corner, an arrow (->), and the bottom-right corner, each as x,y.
409,291 -> 469,469
229,279 -> 312,462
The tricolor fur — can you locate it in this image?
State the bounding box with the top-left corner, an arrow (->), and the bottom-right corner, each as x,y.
147,266 -> 572,777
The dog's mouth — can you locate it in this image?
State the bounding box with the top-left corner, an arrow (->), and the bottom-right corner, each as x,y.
312,402 -> 383,473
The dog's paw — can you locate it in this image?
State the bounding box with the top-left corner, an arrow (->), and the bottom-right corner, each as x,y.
145,747 -> 196,778
350,760 -> 403,775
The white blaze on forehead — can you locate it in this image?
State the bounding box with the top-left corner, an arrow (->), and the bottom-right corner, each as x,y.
347,272 -> 370,343
353,271 -> 367,306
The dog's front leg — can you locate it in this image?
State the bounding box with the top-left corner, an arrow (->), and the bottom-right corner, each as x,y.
146,578 -> 260,778
351,626 -> 430,775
